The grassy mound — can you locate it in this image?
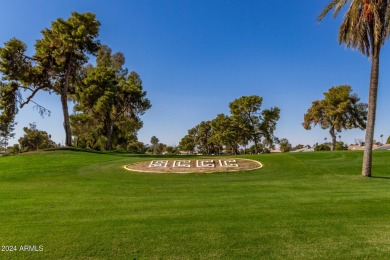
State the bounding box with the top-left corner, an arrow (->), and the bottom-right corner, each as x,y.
1,149 -> 390,259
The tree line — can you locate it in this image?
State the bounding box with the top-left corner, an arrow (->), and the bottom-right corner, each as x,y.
1,82 -> 380,156
178,95 -> 280,155
0,12 -> 151,151
177,86 -> 370,155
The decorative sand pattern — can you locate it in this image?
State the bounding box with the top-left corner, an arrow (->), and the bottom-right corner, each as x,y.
124,158 -> 263,173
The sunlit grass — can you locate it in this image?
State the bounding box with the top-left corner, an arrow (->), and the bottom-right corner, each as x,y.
1,149 -> 390,259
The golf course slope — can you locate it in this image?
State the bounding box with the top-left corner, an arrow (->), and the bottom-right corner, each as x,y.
1,149 -> 390,259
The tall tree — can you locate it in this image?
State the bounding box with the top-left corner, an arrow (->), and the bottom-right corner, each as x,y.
191,121 -> 216,155
71,45 -> 151,150
0,82 -> 18,149
150,136 -> 159,146
35,12 -> 101,146
178,134 -> 196,153
70,113 -> 102,149
0,12 -> 101,146
303,85 -> 367,150
229,95 -> 280,154
150,136 -> 161,154
279,138 -> 292,153
318,1 -> 390,176
210,114 -> 240,154
181,121 -> 216,155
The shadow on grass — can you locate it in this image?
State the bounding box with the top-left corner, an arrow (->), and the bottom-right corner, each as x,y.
372,176 -> 390,180
44,147 -> 250,160
44,147 -> 203,159
44,147 -> 142,157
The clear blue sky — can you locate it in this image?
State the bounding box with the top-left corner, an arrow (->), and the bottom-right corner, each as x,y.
1,0 -> 390,147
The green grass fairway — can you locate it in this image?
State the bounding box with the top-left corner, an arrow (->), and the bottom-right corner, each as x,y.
1,149 -> 390,259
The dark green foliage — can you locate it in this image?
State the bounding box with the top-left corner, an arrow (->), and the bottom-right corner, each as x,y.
279,138 -> 292,152
126,140 -> 146,153
244,144 -> 270,154
165,146 -> 179,154
386,136 -> 390,144
187,121 -> 217,155
7,144 -> 20,155
178,134 -> 196,153
71,45 -> 151,150
18,123 -> 57,152
314,143 -> 331,151
149,136 -> 163,154
0,82 -> 18,149
0,12 -> 101,146
229,95 -> 280,154
150,136 -> 159,146
181,95 -> 280,155
335,141 -> 348,151
36,12 -> 101,146
0,39 -> 50,117
293,144 -> 306,151
210,114 -> 241,155
303,85 -> 367,151
0,38 -> 32,82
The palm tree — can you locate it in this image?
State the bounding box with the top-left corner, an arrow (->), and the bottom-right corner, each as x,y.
318,1 -> 390,177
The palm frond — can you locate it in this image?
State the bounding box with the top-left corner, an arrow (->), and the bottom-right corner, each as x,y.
384,4 -> 390,41
320,0 -> 390,57
318,0 -> 352,22
318,0 -> 340,21
334,0 -> 351,17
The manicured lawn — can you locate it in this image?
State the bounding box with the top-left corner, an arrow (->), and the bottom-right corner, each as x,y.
1,149 -> 390,259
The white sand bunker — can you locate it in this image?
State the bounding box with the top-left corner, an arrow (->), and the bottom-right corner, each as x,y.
124,158 -> 263,173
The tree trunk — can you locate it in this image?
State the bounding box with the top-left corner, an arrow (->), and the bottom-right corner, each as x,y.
61,60 -> 72,147
250,118 -> 259,154
105,117 -> 114,150
362,47 -> 380,177
61,91 -> 72,147
253,137 -> 259,154
329,127 -> 336,151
